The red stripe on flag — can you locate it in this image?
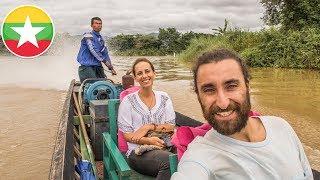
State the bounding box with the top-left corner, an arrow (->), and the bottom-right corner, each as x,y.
4,40 -> 52,57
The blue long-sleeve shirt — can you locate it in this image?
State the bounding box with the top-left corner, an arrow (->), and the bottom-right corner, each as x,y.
77,30 -> 113,69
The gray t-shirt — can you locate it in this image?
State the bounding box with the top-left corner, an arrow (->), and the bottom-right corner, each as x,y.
171,116 -> 313,180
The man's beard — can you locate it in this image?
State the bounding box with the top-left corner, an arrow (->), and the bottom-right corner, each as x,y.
200,90 -> 251,136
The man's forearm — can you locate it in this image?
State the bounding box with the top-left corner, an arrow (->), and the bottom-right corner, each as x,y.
103,61 -> 113,70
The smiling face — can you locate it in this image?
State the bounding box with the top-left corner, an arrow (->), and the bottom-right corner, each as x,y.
133,61 -> 155,88
196,59 -> 251,135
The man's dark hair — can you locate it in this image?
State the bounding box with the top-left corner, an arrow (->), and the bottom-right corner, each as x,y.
132,58 -> 155,76
193,48 -> 251,93
91,17 -> 102,25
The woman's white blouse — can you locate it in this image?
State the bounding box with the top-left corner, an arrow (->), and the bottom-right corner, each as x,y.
117,90 -> 176,156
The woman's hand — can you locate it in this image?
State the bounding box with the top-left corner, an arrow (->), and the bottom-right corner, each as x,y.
155,123 -> 175,132
146,137 -> 165,148
130,124 -> 154,143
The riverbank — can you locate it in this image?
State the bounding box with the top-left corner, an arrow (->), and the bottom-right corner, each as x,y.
177,27 -> 320,70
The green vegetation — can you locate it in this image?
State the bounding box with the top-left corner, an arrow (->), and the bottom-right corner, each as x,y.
108,28 -> 212,56
260,0 -> 320,30
243,28 -> 320,69
178,27 -> 320,69
177,0 -> 320,70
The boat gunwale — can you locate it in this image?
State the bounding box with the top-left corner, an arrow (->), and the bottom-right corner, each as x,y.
48,79 -> 76,180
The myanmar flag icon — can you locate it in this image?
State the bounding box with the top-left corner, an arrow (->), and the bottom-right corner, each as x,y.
1,5 -> 55,58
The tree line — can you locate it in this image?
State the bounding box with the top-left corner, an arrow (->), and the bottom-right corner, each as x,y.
107,28 -> 213,56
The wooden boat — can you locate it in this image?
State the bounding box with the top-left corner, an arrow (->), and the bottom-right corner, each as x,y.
48,79 -> 320,180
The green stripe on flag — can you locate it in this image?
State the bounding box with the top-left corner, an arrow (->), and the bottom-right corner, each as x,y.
2,23 -> 53,40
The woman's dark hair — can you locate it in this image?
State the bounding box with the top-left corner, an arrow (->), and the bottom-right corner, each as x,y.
192,48 -> 251,93
132,58 -> 155,76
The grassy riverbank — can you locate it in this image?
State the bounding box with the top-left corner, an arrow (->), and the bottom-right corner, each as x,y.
178,27 -> 320,70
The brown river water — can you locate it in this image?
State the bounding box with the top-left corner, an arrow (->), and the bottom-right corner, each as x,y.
0,55 -> 319,179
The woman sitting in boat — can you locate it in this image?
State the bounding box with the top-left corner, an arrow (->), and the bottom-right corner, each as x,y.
117,58 -> 176,180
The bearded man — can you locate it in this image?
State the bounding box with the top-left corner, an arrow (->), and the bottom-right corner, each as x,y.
171,49 -> 313,180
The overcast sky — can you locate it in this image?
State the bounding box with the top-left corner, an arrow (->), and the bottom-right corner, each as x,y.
0,0 -> 265,36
